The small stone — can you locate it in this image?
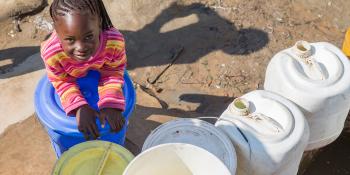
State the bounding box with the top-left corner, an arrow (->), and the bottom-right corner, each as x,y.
265,26 -> 274,34
7,30 -> 16,37
276,17 -> 283,22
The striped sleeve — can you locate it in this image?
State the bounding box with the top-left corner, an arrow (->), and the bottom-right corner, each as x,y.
41,33 -> 87,115
97,29 -> 126,111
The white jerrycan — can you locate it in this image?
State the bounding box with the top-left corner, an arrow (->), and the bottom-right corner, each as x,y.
264,41 -> 350,150
215,90 -> 309,175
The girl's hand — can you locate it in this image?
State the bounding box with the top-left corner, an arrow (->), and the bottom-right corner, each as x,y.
99,108 -> 125,132
76,105 -> 100,140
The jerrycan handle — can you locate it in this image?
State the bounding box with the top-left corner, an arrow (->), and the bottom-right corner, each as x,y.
246,113 -> 284,133
292,40 -> 326,80
229,98 -> 283,133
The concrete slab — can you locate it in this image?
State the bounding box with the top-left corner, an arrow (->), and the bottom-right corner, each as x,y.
0,53 -> 45,134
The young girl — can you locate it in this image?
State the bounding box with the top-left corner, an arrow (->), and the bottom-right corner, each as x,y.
41,0 -> 126,140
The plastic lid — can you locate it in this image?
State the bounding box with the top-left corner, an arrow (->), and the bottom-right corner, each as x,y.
52,140 -> 134,175
142,118 -> 237,174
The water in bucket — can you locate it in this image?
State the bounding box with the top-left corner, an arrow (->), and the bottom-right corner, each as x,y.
264,40 -> 350,150
123,143 -> 232,175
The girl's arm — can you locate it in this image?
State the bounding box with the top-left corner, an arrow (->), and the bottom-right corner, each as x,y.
97,40 -> 127,111
45,63 -> 88,115
41,32 -> 88,115
46,63 -> 101,139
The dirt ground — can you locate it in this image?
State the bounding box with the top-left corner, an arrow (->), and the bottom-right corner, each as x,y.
0,0 -> 350,174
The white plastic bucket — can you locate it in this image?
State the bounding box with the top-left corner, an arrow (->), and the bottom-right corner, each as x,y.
264,41 -> 350,150
142,118 -> 236,174
215,90 -> 309,175
123,143 -> 232,175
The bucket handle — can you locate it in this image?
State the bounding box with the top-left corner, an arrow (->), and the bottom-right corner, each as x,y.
95,143 -> 112,175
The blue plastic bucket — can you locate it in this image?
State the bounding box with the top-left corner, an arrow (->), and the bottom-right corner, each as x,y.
34,70 -> 136,158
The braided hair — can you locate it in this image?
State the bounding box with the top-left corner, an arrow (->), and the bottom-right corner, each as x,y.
50,0 -> 113,30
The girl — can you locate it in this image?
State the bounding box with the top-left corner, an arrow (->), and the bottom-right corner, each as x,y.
41,0 -> 126,140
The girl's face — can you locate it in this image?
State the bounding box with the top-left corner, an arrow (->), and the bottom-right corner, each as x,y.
54,11 -> 101,61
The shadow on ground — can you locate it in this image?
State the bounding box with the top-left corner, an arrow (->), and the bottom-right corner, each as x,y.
0,2 -> 269,79
0,46 -> 40,76
123,2 -> 268,69
126,92 -> 235,154
303,131 -> 350,175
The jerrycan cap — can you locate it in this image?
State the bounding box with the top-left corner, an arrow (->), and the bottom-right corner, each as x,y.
293,40 -> 312,58
229,98 -> 250,116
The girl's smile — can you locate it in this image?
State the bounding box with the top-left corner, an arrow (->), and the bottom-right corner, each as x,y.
54,11 -> 101,61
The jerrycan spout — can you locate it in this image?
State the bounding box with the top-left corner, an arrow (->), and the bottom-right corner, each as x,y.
292,40 -> 326,80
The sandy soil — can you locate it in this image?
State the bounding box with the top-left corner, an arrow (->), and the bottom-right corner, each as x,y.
0,0 -> 349,174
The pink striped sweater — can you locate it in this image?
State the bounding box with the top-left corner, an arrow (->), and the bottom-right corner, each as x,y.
40,28 -> 126,115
